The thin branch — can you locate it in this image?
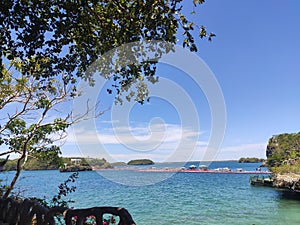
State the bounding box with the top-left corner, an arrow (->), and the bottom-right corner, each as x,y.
0,92 -> 33,134
0,150 -> 20,157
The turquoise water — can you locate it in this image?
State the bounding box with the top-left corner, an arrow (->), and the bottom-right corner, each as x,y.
1,161 -> 300,225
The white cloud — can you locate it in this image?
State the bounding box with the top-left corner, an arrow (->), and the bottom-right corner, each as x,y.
62,121 -> 204,162
62,123 -> 268,162
66,122 -> 201,145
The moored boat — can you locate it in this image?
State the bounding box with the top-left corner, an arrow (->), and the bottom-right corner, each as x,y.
250,175 -> 273,187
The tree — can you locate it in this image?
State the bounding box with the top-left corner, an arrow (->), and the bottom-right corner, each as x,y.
0,0 -> 214,197
0,62 -> 100,198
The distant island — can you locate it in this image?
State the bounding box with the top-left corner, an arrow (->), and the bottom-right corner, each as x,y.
127,159 -> 154,165
238,157 -> 264,163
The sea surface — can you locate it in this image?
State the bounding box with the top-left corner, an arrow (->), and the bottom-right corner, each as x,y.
1,161 -> 300,225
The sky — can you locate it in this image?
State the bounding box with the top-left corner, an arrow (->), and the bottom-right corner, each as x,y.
32,1 -> 300,162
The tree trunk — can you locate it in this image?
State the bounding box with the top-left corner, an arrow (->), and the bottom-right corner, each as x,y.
3,151 -> 26,198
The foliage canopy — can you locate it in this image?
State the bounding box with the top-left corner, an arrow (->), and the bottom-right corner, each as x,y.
0,0 -> 213,198
0,0 -> 214,103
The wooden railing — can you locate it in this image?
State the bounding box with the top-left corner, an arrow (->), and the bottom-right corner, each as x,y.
0,198 -> 136,225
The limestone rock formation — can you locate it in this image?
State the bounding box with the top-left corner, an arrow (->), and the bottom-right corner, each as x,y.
273,174 -> 300,192
266,132 -> 300,192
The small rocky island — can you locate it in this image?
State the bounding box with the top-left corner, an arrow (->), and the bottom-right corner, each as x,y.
265,132 -> 300,192
127,159 -> 154,165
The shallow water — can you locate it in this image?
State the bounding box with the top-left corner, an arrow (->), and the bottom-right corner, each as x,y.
1,161 -> 300,225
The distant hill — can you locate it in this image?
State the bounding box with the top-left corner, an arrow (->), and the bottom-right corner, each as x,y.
127,159 -> 154,165
3,157 -> 113,171
4,157 -> 61,171
111,162 -> 127,167
238,157 -> 264,163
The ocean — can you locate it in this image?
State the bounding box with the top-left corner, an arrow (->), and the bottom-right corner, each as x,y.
1,161 -> 300,225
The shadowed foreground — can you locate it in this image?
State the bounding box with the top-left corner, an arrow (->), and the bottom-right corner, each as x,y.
0,198 -> 136,225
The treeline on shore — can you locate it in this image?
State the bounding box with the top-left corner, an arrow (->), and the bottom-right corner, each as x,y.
238,157 -> 265,163
3,157 -> 113,171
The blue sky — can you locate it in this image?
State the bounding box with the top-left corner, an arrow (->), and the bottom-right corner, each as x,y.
193,0 -> 300,158
63,0 -> 300,162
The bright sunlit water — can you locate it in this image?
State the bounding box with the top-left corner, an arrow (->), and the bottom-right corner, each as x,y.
1,161 -> 300,225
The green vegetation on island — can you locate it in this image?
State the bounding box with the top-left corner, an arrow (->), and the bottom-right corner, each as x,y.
85,158 -> 113,169
3,157 -> 113,171
111,162 -> 127,167
238,157 -> 264,163
127,159 -> 155,165
264,132 -> 300,192
4,154 -> 63,171
266,132 -> 300,174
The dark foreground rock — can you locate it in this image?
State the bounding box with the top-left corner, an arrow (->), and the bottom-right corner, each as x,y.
0,198 -> 136,225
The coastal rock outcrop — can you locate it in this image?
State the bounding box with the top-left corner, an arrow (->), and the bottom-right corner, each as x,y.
266,132 -> 300,192
273,174 -> 300,192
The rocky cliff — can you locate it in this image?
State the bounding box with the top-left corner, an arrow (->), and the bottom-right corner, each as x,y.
266,132 -> 300,192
